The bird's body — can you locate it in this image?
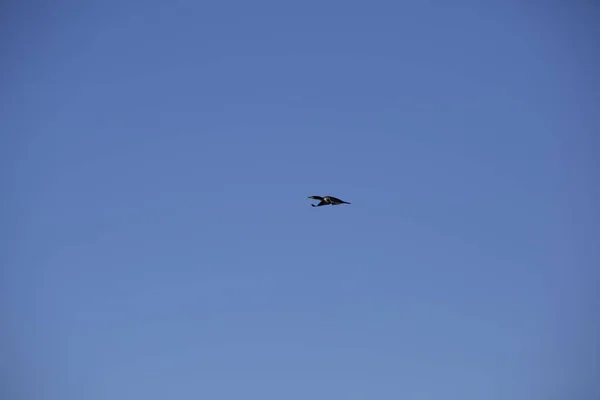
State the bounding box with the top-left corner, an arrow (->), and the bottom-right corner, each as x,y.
308,195 -> 351,207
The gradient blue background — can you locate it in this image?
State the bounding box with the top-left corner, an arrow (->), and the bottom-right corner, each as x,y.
2,1 -> 599,399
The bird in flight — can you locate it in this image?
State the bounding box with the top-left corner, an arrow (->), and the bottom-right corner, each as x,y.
308,195 -> 351,207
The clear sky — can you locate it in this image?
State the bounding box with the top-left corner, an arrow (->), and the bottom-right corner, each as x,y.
1,1 -> 598,399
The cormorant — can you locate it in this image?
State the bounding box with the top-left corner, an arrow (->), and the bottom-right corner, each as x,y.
308,195 -> 351,207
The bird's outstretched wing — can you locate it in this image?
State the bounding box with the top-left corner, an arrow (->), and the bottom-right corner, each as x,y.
307,196 -> 324,201
311,200 -> 328,207
328,196 -> 350,204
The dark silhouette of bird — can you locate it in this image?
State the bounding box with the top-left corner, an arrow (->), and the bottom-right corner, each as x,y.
308,195 -> 351,207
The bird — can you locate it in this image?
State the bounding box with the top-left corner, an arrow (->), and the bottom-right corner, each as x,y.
308,195 -> 351,207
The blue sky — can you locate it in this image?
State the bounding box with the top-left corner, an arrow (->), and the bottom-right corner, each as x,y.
1,1 -> 598,399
